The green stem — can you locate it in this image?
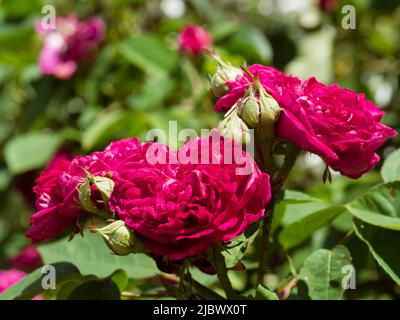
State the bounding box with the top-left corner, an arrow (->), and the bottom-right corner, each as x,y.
256,143 -> 300,286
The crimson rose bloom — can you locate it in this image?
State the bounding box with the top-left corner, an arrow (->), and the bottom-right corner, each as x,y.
214,64 -> 397,179
177,25 -> 212,56
110,135 -> 270,260
26,138 -> 162,243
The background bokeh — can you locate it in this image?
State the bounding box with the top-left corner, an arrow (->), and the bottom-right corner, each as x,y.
0,0 -> 399,299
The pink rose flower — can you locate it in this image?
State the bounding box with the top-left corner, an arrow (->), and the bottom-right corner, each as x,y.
9,245 -> 43,272
0,269 -> 43,299
36,15 -> 105,79
214,64 -> 397,178
110,134 -> 270,260
177,25 -> 212,56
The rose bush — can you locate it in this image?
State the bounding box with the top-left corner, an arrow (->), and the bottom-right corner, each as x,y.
214,64 -> 397,178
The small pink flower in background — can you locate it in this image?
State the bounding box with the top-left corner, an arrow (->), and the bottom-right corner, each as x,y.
177,24 -> 212,56
214,64 -> 397,179
36,15 -> 105,79
9,245 -> 43,272
110,134 -> 271,260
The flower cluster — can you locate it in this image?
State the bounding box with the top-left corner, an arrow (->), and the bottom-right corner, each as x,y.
27,134 -> 271,261
214,64 -> 397,178
36,15 -> 105,79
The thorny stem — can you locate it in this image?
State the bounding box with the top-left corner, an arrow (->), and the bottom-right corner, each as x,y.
256,143 -> 301,286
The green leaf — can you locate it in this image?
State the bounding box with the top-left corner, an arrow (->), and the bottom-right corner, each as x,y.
119,35 -> 178,75
381,149 -> 400,182
4,132 -> 62,174
0,262 -> 81,300
299,246 -> 352,300
67,280 -> 120,300
0,19 -> 34,50
225,26 -> 273,63
353,219 -> 400,284
346,182 -> 400,230
279,206 -> 346,250
110,270 -> 129,291
38,231 -> 158,279
254,285 -> 279,300
56,281 -> 83,300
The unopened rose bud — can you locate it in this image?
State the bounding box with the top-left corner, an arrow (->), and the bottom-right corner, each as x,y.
206,49 -> 242,98
91,220 -> 141,256
218,107 -> 251,147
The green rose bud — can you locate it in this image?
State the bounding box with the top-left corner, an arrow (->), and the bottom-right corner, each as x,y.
90,220 -> 145,256
237,79 -> 281,134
